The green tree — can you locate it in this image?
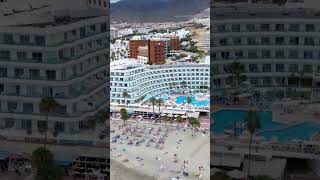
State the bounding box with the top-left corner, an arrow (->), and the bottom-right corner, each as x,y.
244,110 -> 261,180
161,115 -> 170,129
228,61 -> 246,89
120,108 -> 129,126
188,117 -> 200,136
156,99 -> 163,114
32,147 -> 63,180
254,175 -> 275,180
39,97 -> 59,148
150,97 -> 157,117
96,110 -> 108,124
122,91 -> 130,106
176,115 -> 184,124
187,96 -> 192,109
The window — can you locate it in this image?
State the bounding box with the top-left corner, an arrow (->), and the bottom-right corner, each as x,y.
231,24 -> 240,32
46,70 -> 56,80
32,52 -> 42,62
276,64 -> 285,72
305,37 -> 315,45
289,64 -> 298,72
219,38 -> 227,46
289,24 -> 300,32
5,119 -> 14,128
275,50 -> 285,58
261,50 -> 271,58
80,27 -> 86,38
234,51 -> 243,59
21,120 -> 31,130
304,51 -> 313,59
20,35 -> 30,44
289,37 -> 299,45
29,69 -> 40,79
262,64 -> 271,72
37,121 -> 48,131
289,50 -> 298,59
247,38 -> 256,45
14,68 -> 24,78
260,24 -> 270,31
233,37 -> 241,45
7,102 -> 17,112
23,103 -> 33,113
70,48 -> 75,57
0,67 -> 7,77
217,24 -> 226,32
248,50 -> 258,59
3,34 -> 13,44
246,24 -> 255,32
276,24 -> 285,31
261,37 -> 270,45
17,52 -> 27,60
90,25 -> 96,32
0,50 -> 10,60
305,24 -> 315,32
249,64 -> 258,72
275,37 -> 285,45
35,36 -> 45,46
100,23 -> 107,32
0,84 -> 3,94
303,64 -> 313,73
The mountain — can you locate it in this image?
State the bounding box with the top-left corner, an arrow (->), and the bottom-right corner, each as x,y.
111,0 -> 210,23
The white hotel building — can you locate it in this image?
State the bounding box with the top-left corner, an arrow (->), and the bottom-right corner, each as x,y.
0,2 -> 109,133
211,5 -> 320,93
110,60 -> 210,106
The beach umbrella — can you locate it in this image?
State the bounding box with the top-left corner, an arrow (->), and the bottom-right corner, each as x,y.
181,115 -> 187,119
168,114 -> 173,118
227,169 -> 245,179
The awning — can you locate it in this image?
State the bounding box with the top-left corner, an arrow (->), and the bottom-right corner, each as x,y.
54,152 -> 74,166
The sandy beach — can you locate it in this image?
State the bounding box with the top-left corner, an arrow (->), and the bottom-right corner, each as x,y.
111,160 -> 157,180
110,119 -> 210,180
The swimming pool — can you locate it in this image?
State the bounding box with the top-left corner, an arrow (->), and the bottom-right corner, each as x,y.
176,96 -> 209,107
211,109 -> 320,142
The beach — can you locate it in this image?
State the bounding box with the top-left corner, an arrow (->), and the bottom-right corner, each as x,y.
110,119 -> 210,180
111,160 -> 157,180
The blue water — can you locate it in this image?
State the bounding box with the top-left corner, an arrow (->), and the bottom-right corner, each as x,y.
176,96 -> 209,107
211,109 -> 320,142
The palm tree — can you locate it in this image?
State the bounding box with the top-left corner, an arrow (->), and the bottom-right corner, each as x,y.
32,147 -> 63,180
229,61 -> 246,89
188,117 -> 200,136
39,97 -> 59,148
161,115 -> 170,129
181,81 -> 187,93
96,110 -> 108,124
244,110 -> 261,180
176,115 -> 184,124
187,96 -> 192,109
150,97 -> 157,117
120,108 -> 129,126
122,91 -> 130,106
156,99 -> 163,114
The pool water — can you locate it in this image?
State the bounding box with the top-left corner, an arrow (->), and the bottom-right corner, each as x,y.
176,96 -> 209,107
211,109 -> 320,142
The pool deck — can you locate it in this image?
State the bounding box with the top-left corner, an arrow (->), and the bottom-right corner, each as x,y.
272,102 -> 320,124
